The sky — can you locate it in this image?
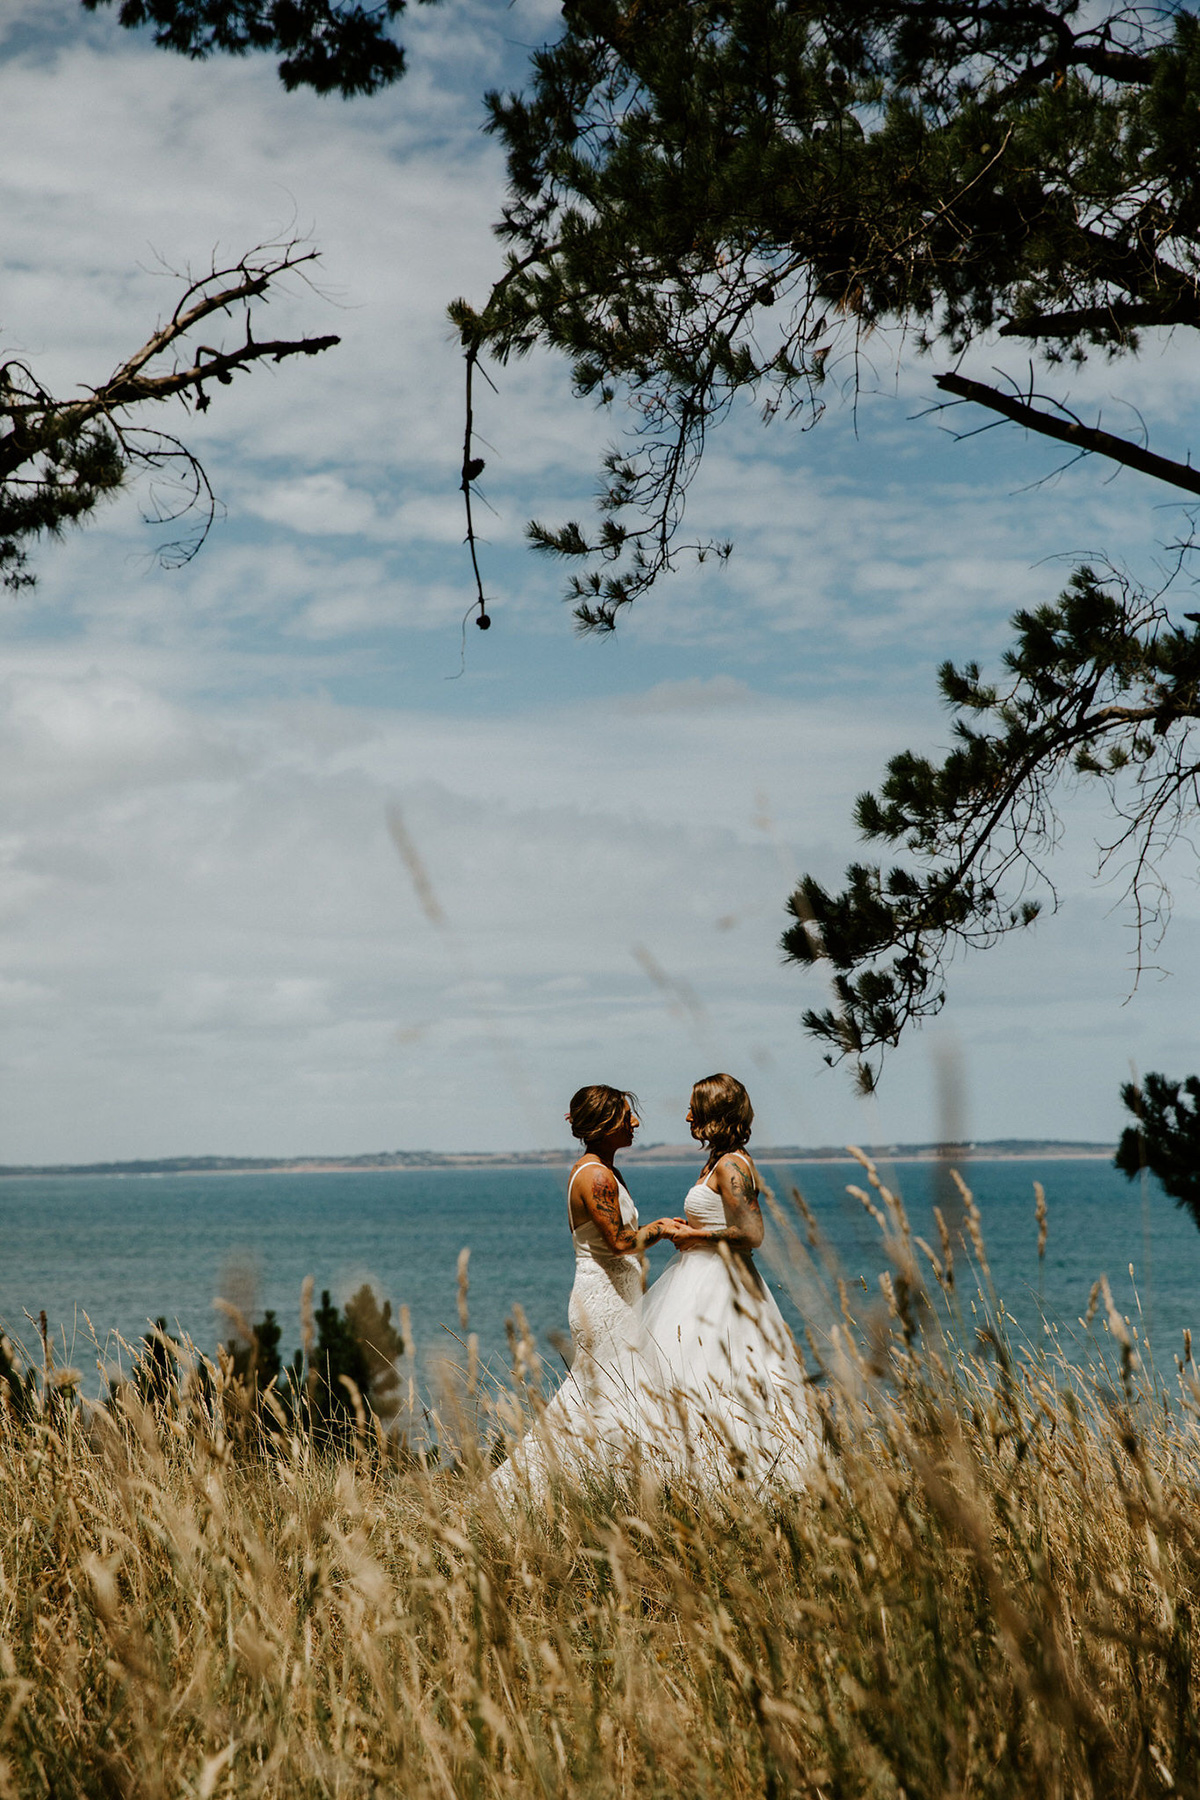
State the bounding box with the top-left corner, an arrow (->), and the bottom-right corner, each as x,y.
0,0 -> 1197,1160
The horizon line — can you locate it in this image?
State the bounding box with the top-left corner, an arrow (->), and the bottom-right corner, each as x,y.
0,1137 -> 1118,1177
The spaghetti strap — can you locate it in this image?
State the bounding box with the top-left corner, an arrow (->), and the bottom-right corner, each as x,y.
567,1157 -> 602,1228
567,1158 -> 634,1232
567,1160 -> 599,1200
730,1150 -> 757,1189
700,1150 -> 755,1191
707,1150 -> 755,1189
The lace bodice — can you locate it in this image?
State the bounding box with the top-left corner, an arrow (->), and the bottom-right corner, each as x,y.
565,1162 -> 642,1400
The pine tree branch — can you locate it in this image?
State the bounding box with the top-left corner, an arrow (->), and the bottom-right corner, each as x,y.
1075,226 -> 1200,322
0,242 -> 341,579
107,333 -> 341,410
933,371 -> 1200,498
0,248 -> 339,482
999,302 -> 1200,340
1070,46 -> 1155,84
880,4 -> 1155,83
82,0 -> 413,98
787,564 -> 1200,1078
0,331 -> 339,480
112,259 -> 285,385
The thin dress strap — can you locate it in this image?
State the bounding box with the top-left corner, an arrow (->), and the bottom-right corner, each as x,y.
701,1149 -> 755,1190
567,1156 -> 602,1228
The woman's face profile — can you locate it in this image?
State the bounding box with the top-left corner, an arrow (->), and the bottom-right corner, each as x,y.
566,1090 -> 639,1148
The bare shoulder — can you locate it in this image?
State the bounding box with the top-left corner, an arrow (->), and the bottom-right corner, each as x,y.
574,1158 -> 615,1197
575,1158 -> 620,1210
717,1151 -> 760,1198
569,1155 -> 603,1221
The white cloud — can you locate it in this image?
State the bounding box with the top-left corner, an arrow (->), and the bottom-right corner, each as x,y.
0,646 -> 1184,1159
614,677 -> 755,714
0,0 -> 1194,1167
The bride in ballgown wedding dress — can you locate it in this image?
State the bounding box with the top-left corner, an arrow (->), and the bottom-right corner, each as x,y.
638,1074 -> 819,1484
490,1085 -> 683,1494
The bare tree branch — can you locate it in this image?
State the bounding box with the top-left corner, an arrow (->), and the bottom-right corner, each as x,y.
999,302 -> 1200,341
0,241 -> 340,581
0,247 -> 339,481
933,370 -> 1200,499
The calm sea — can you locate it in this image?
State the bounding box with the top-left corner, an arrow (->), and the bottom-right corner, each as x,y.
1,1158 -> 1195,1393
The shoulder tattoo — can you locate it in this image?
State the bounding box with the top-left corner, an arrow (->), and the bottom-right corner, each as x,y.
727,1162 -> 761,1214
589,1169 -> 622,1231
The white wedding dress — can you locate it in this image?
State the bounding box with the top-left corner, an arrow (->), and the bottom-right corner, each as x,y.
637,1156 -> 819,1484
491,1164 -> 667,1494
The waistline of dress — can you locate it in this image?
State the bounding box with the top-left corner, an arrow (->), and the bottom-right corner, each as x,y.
573,1244 -> 640,1268
677,1242 -> 758,1262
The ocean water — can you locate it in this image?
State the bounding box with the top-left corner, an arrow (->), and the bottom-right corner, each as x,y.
1,1157 -> 1196,1394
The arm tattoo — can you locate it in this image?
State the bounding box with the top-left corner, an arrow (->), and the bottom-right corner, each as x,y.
588,1170 -> 630,1250
724,1164 -> 763,1238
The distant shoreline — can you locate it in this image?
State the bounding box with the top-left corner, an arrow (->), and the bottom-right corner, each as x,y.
0,1140 -> 1116,1178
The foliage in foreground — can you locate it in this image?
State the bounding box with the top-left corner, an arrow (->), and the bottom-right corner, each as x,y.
456,1 -> 1200,1079
467,0 -> 1200,629
785,568 -> 1200,1087
1117,1069 -> 1200,1228
3,1170 -> 1200,1798
111,1280 -> 407,1446
82,0 -> 420,98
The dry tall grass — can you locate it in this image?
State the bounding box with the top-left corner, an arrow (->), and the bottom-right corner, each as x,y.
4,1162 -> 1200,1799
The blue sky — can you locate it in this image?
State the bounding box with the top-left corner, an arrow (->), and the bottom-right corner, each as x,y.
0,0 -> 1196,1159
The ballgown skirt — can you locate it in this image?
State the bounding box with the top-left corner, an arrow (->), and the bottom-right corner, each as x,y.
637,1244 -> 820,1485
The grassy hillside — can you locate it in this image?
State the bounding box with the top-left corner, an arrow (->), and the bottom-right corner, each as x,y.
2,1163 -> 1198,1798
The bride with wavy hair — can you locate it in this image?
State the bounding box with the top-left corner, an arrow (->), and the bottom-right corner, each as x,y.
639,1073 -> 819,1483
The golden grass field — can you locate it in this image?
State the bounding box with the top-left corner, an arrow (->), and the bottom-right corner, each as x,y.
3,1160 -> 1199,1799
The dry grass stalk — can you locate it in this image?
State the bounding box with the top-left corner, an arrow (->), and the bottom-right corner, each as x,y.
3,1182 -> 1200,1797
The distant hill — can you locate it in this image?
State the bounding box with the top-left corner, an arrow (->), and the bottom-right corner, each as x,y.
0,1140 -> 1115,1177
629,1140 -> 1116,1163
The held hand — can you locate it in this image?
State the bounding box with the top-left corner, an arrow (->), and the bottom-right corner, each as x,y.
640,1217 -> 680,1246
661,1220 -> 708,1247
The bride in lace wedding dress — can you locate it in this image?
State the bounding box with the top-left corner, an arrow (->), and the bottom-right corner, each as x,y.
490,1085 -> 684,1494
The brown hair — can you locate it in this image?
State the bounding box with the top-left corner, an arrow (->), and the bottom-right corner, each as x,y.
690,1073 -> 753,1156
568,1085 -> 638,1147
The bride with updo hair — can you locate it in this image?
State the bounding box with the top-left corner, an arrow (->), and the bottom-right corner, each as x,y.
491,1084 -> 683,1491
560,1084 -> 682,1401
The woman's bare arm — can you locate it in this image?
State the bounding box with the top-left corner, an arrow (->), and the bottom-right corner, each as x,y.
670,1156 -> 764,1251
577,1165 -> 679,1253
